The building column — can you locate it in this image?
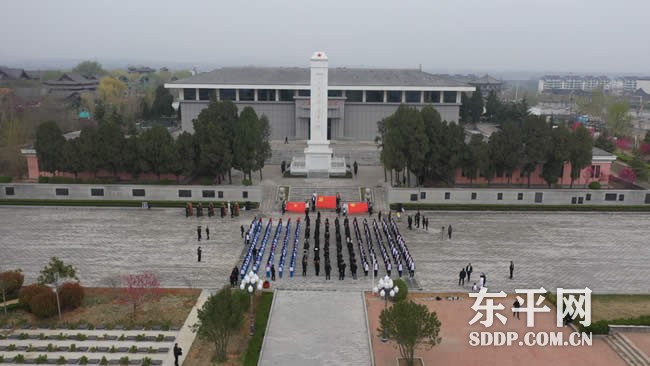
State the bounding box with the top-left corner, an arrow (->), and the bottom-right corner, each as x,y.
362,90 -> 366,103
401,91 -> 406,103
420,91 -> 424,104
254,89 -> 258,101
179,90 -> 184,100
215,89 -> 220,101
275,89 -> 279,102
236,89 -> 240,102
383,91 -> 387,103
456,91 -> 461,104
195,88 -> 199,101
439,91 -> 444,103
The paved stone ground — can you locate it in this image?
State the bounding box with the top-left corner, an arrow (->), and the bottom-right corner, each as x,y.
1,207 -> 649,293
259,290 -> 371,366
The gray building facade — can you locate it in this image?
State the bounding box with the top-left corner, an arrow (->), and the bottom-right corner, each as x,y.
165,67 -> 474,141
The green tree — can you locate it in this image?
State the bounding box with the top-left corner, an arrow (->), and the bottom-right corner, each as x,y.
34,121 -> 65,174
485,90 -> 501,121
254,115 -> 272,180
139,98 -> 151,121
194,100 -> 236,183
568,125 -> 593,188
469,87 -> 484,123
595,131 -> 616,152
459,92 -> 470,123
232,107 -> 259,180
150,86 -> 174,118
122,136 -> 144,179
96,122 -> 125,177
644,131 -> 650,144
492,122 -> 522,183
381,105 -> 429,186
38,257 -> 78,285
0,118 -> 28,178
94,101 -> 106,123
378,300 -> 442,366
73,61 -> 105,76
461,134 -> 484,185
192,287 -> 249,362
61,139 -> 84,179
171,132 -> 196,181
629,156 -> 649,182
606,101 -> 633,137
78,127 -> 100,176
541,124 -> 571,187
576,88 -> 606,120
521,117 -> 551,187
140,126 -> 175,180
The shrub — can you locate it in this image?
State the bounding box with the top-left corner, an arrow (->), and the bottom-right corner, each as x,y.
100,356 -> 108,365
135,334 -> 145,341
59,282 -> 85,310
0,355 -> 3,363
38,176 -> 49,183
57,356 -> 66,365
155,334 -> 164,342
242,178 -> 253,186
119,356 -> 129,365
76,333 -> 87,341
47,343 -> 55,352
79,356 -> 88,365
35,354 -> 48,364
30,290 -> 58,318
392,278 -> 408,302
142,357 -> 152,366
588,181 -> 601,189
14,354 -> 25,363
18,333 -> 28,340
582,320 -> 609,334
129,345 -> 137,353
69,344 -> 76,352
0,269 -> 25,298
0,176 -> 12,183
18,284 -> 50,310
8,344 -> 16,351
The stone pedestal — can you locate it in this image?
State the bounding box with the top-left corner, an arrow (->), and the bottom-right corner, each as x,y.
304,141 -> 332,172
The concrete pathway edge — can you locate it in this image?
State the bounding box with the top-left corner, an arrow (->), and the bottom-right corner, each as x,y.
362,291 -> 375,366
257,289 -> 279,366
177,289 -> 210,366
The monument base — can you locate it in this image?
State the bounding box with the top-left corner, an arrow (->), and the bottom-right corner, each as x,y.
304,141 -> 333,172
288,141 -> 347,177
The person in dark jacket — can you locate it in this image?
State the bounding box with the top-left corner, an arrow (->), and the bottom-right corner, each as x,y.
302,255 -> 308,276
271,264 -> 276,281
458,267 -> 466,286
173,343 -> 182,366
325,260 -> 332,280
197,246 -> 202,262
509,261 -> 515,279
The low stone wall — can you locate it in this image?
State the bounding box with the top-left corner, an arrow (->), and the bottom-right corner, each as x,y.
388,187 -> 650,206
0,183 -> 262,203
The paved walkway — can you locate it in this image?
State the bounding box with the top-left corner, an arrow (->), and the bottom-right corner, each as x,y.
259,290 -> 371,366
1,208 -> 649,293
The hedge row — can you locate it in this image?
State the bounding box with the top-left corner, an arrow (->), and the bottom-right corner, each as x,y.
38,176 -> 179,185
389,203 -> 650,212
581,315 -> 650,334
242,292 -> 274,366
0,199 -> 259,209
0,176 -> 12,183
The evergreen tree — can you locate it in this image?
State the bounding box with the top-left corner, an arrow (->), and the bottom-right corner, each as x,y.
34,121 -> 65,174
485,90 -> 501,121
96,122 -> 125,177
469,87 -> 484,123
568,125 -> 593,187
140,126 -> 175,180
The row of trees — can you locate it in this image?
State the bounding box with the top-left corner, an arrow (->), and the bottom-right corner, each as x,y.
34,100 -> 271,183
576,88 -> 633,136
459,88 -> 531,124
379,105 -> 593,187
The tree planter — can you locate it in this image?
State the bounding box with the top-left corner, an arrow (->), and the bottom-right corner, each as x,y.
397,357 -> 424,366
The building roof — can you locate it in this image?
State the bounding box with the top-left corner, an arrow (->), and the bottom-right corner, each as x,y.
169,67 -> 470,88
469,74 -> 502,85
592,147 -> 616,161
45,72 -> 99,87
0,66 -> 30,80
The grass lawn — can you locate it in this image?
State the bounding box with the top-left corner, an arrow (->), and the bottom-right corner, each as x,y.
184,291 -> 274,366
0,288 -> 200,329
591,294 -> 650,322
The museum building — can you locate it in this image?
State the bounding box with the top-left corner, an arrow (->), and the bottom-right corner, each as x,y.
165,66 -> 475,141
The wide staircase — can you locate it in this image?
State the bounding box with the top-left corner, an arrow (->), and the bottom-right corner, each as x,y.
606,332 -> 650,366
267,140 -> 381,166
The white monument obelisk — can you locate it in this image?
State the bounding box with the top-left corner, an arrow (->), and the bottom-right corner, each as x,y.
304,51 -> 332,172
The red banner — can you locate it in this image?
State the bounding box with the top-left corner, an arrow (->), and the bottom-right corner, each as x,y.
347,202 -> 368,214
316,195 -> 337,209
286,201 -> 306,213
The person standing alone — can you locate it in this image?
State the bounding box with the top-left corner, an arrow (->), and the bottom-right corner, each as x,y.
466,263 -> 473,282
197,246 -> 202,262
509,261 -> 514,279
459,267 -> 466,286
173,343 -> 182,366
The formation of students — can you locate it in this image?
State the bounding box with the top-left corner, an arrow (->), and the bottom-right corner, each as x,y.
229,210 -> 415,283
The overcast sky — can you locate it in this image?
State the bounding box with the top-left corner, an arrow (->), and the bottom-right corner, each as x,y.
1,0 -> 648,75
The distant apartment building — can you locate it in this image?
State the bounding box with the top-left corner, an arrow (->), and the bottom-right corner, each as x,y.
538,75 -> 610,93
611,77 -> 650,94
